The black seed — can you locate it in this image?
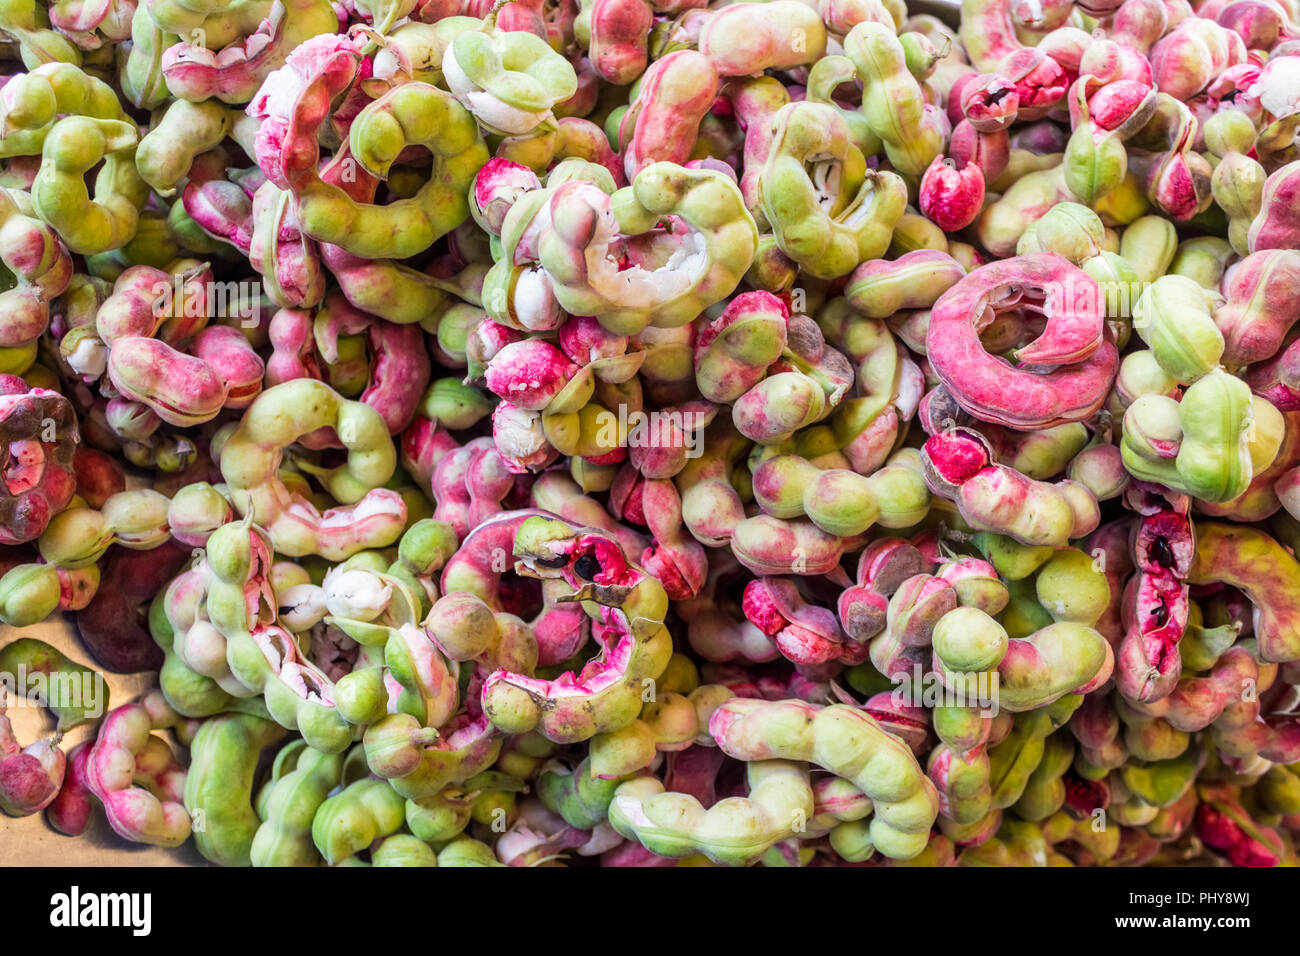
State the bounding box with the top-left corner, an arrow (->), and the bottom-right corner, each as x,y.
574,554 -> 602,581
1151,536 -> 1175,569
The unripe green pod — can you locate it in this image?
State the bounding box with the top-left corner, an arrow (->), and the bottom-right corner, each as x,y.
888,213 -> 948,256
1034,548 -> 1111,626
932,704 -> 990,753
1016,202 -> 1105,265
864,463 -> 931,528
312,779 -> 406,866
1065,124 -> 1129,206
803,469 -> 879,537
1115,349 -> 1181,407
1119,746 -> 1200,808
372,834 -> 439,866
1081,250 -> 1143,324
439,836 -> 507,866
1119,215 -> 1178,284
406,788 -> 475,843
933,607 -> 1009,673
1011,732 -> 1074,821
988,710 -> 1051,810
929,744 -> 992,825
0,564 -> 61,627
251,746 -> 344,867
1132,275 -> 1225,384
184,714 -> 287,867
973,533 -> 1053,581
1001,424 -> 1090,480
1257,766 -> 1300,816
828,818 -> 875,862
419,378 -> 494,430
1169,236 -> 1234,289
998,577 -> 1055,638
1175,368 -> 1254,502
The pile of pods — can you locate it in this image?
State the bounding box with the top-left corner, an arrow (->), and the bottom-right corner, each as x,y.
1,0 -> 1299,868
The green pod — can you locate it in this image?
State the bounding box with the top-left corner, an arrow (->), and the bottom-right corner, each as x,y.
406,788 -> 475,843
932,704 -> 990,753
537,757 -> 623,829
184,714 -> 287,867
828,819 -> 875,862
0,638 -> 102,730
930,744 -> 992,825
1119,215 -> 1178,284
988,710 -> 1052,810
1132,274 -> 1224,383
998,577 -> 1054,639
1169,236 -> 1234,289
372,834 -> 439,867
311,779 -> 406,866
251,746 -> 344,867
438,836 -> 506,866
933,607 -> 1009,674
0,564 -> 62,632
1082,251 -> 1143,325
1010,732 -> 1074,822
973,533 -> 1053,581
263,670 -> 356,754
1257,766 -> 1300,816
803,469 -> 880,537
1064,124 -> 1128,206
1119,746 -> 1201,808
1174,368 -> 1253,502
1034,548 -> 1111,626
256,741 -> 309,820
1017,202 -> 1105,265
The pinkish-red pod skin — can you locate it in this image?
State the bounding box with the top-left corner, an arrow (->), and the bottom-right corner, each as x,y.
926,253 -> 1118,429
266,308 -> 322,387
401,415 -> 461,491
1078,37 -> 1154,87
183,163 -> 258,255
107,338 -> 230,427
472,159 -> 543,236
961,74 -> 1020,132
1116,509 -> 1195,702
484,340 -> 579,411
612,472 -> 707,601
1215,250 -> 1300,367
72,446 -> 126,509
920,156 -> 985,232
588,0 -> 653,85
0,389 -> 79,546
1245,335 -> 1300,410
45,740 -> 93,837
76,539 -> 192,673
948,119 -> 1010,183
431,437 -> 516,541
0,743 -> 65,817
314,294 -> 432,437
1195,795 -> 1283,866
997,48 -> 1068,121
1215,0 -> 1295,50
1188,523 -> 1300,664
1084,519 -> 1135,647
191,325 -> 266,408
1079,80 -> 1158,135
1150,17 -> 1245,101
743,577 -> 865,666
1110,0 -> 1169,51
838,539 -> 928,642
619,50 -> 720,182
